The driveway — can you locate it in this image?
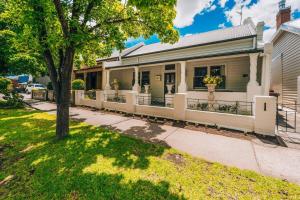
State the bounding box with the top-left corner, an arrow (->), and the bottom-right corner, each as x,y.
26,100 -> 300,185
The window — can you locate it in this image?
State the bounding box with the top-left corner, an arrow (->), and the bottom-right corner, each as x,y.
193,65 -> 226,89
210,65 -> 225,89
193,67 -> 207,88
141,71 -> 150,87
132,71 -> 141,86
165,64 -> 175,71
132,71 -> 150,88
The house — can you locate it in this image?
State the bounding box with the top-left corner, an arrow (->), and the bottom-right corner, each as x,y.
74,17 -> 272,109
271,0 -> 300,105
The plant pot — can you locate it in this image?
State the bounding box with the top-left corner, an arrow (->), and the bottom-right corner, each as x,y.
144,85 -> 150,94
206,84 -> 217,92
166,84 -> 173,94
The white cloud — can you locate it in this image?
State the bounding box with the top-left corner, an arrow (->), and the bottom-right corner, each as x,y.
219,0 -> 229,8
174,0 -> 214,28
209,5 -> 217,11
225,0 -> 300,42
218,23 -> 226,29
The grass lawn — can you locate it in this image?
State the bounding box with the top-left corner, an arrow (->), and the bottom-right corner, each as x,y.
0,109 -> 299,200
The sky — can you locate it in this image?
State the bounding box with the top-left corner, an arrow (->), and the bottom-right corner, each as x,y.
126,0 -> 300,48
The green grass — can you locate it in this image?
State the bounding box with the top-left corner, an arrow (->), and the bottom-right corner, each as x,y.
0,109 -> 299,200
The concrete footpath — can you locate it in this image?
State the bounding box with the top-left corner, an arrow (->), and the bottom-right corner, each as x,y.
27,100 -> 300,185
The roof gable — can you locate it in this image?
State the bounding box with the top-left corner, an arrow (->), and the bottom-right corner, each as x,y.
272,19 -> 300,43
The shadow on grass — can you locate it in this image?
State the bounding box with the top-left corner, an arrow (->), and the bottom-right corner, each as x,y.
0,109 -> 185,199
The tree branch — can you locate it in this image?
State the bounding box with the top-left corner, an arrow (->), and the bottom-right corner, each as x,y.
82,0 -> 96,27
88,16 -> 141,32
52,0 -> 69,37
31,3 -> 58,91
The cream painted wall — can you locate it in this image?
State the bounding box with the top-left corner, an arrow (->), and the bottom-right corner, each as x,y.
186,56 -> 251,92
110,68 -> 134,90
109,56 -> 264,96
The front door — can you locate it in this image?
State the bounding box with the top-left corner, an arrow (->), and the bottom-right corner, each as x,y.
164,72 -> 176,94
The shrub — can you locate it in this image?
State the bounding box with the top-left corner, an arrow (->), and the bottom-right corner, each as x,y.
72,79 -> 85,90
0,77 -> 12,93
0,91 -> 24,108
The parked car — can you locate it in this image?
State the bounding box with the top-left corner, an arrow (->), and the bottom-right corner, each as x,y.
14,82 -> 27,92
25,83 -> 46,94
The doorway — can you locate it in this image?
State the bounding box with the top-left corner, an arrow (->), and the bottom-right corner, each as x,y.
164,72 -> 176,94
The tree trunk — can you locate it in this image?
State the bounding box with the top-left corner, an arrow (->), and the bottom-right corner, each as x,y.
55,68 -> 72,139
56,89 -> 70,139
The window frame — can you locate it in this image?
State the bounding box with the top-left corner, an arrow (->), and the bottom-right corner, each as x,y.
193,64 -> 226,90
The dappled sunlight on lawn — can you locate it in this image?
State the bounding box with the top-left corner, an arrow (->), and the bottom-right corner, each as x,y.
0,109 -> 299,199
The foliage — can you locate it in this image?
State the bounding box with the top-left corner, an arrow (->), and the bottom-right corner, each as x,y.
3,0 -> 179,138
72,79 -> 85,90
0,91 -> 24,108
0,109 -> 300,199
203,76 -> 223,86
0,1 -> 46,76
197,102 -> 208,111
0,77 -> 12,92
0,77 -> 24,108
85,90 -> 96,100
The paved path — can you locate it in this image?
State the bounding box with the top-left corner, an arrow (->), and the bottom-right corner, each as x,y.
27,100 -> 300,185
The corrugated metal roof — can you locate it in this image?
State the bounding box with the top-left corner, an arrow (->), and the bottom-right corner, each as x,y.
125,24 -> 256,57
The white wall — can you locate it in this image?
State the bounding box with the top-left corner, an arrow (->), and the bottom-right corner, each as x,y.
135,105 -> 174,119
185,110 -> 254,132
187,91 -> 247,102
74,91 -> 276,136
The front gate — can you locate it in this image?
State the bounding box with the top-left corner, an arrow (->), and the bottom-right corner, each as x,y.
276,102 -> 300,134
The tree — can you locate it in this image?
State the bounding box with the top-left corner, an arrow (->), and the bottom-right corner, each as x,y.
0,0 -> 46,76
5,0 -> 179,139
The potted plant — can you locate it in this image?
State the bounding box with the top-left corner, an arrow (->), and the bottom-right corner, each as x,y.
111,79 -> 119,96
203,76 -> 222,91
203,76 -> 223,111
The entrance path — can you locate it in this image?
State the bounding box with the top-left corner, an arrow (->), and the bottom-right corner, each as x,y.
27,100 -> 300,185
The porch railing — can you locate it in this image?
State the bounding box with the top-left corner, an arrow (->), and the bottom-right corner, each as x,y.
137,95 -> 174,108
187,98 -> 253,116
105,94 -> 126,103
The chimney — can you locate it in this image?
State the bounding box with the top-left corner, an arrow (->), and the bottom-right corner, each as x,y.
256,21 -> 265,43
276,0 -> 291,29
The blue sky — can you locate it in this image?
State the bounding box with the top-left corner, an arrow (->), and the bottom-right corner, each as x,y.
126,0 -> 300,48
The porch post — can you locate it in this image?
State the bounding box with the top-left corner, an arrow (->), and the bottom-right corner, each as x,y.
247,53 -> 261,102
132,66 -> 140,92
248,53 -> 259,87
84,72 -> 87,90
104,69 -> 111,90
178,61 -> 187,93
263,43 -> 273,95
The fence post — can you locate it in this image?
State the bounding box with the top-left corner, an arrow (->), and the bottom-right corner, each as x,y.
125,91 -> 137,113
95,90 -> 104,109
74,90 -> 84,106
174,93 -> 187,121
254,96 -> 277,136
